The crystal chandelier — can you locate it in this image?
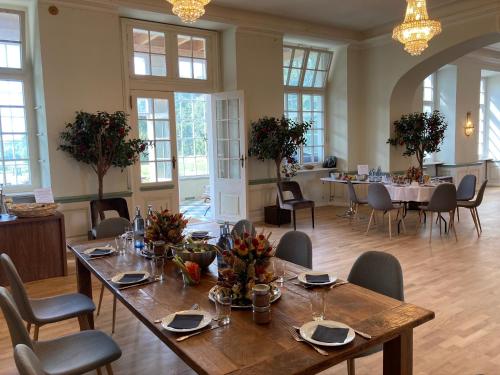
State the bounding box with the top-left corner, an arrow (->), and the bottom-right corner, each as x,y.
167,0 -> 211,23
392,0 -> 442,56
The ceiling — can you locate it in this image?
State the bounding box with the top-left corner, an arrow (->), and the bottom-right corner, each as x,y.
212,0 -> 459,32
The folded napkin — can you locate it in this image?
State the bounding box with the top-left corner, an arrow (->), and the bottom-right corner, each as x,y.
89,248 -> 112,256
305,274 -> 330,284
168,314 -> 204,329
311,325 -> 349,343
118,273 -> 146,283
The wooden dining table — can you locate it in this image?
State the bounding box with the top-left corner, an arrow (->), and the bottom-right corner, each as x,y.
68,237 -> 434,375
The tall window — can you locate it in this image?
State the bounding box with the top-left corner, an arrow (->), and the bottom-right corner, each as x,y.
132,28 -> 167,77
283,46 -> 332,164
175,93 -> 209,177
478,77 -> 486,159
423,73 -> 436,113
0,10 -> 32,188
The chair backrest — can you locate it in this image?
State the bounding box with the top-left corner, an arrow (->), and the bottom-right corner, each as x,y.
275,231 -> 312,269
15,345 -> 46,375
346,180 -> 360,204
367,183 -> 393,211
94,217 -> 131,239
0,254 -> 35,322
473,179 -> 488,207
0,287 -> 33,350
90,198 -> 130,228
277,181 -> 304,207
456,174 -> 476,201
427,183 -> 457,212
231,220 -> 256,238
348,251 -> 404,301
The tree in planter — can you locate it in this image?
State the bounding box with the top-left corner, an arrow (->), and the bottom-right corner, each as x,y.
387,110 -> 447,171
248,116 -> 311,182
59,111 -> 149,200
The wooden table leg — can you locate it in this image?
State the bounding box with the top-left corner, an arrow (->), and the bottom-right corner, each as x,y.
383,329 -> 413,375
76,257 -> 95,329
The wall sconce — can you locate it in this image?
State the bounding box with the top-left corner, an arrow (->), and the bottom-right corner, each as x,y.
465,112 -> 474,136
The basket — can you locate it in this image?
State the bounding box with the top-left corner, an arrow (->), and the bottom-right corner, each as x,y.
8,203 -> 59,218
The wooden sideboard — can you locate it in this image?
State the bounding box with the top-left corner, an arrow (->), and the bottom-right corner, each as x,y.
0,212 -> 67,285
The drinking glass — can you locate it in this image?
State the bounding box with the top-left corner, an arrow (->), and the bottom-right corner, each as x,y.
115,235 -> 126,255
272,258 -> 286,286
150,256 -> 165,281
310,289 -> 326,321
215,292 -> 232,324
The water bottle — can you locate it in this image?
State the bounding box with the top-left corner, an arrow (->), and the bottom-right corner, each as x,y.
145,205 -> 153,231
216,222 -> 233,276
133,206 -> 145,250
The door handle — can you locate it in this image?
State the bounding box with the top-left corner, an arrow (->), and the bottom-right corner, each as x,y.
240,155 -> 245,168
172,156 -> 177,170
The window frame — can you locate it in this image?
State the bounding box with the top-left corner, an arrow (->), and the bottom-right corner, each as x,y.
422,73 -> 438,163
283,45 -> 333,89
478,77 -> 487,160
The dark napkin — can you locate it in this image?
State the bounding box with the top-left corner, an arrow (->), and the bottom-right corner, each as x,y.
118,273 -> 146,283
311,325 -> 349,343
88,248 -> 112,257
168,314 -> 204,329
305,274 -> 330,284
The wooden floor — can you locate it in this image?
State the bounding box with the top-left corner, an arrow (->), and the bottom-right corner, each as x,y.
2,189 -> 500,374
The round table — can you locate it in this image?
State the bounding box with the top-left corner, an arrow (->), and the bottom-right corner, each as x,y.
385,184 -> 436,203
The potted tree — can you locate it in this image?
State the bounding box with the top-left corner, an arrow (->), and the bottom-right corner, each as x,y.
59,111 -> 149,200
387,110 -> 447,172
249,116 -> 311,224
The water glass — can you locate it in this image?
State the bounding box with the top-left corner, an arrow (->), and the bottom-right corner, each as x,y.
115,235 -> 126,255
273,258 -> 286,286
215,293 -> 232,324
150,256 -> 165,281
310,289 -> 326,321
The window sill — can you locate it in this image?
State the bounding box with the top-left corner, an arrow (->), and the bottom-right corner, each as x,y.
296,166 -> 337,174
139,184 -> 175,192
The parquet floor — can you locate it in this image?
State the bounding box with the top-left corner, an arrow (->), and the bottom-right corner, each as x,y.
2,189 -> 500,374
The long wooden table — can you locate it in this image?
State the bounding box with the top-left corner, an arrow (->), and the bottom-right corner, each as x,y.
68,240 -> 434,375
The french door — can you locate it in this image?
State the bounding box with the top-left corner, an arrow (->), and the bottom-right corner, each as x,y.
210,91 -> 247,222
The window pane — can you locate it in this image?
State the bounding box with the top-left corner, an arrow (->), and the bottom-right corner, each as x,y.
289,68 -> 301,86
307,51 -> 319,69
133,28 -> 149,52
1,107 -> 25,133
303,70 -> 314,87
155,140 -> 171,160
313,95 -> 323,111
150,54 -> 166,76
314,71 -> 326,88
423,87 -> 433,102
0,80 -> 23,106
134,52 -> 150,75
178,35 -> 192,57
0,12 -> 21,42
149,31 -> 165,54
154,99 -> 169,119
192,37 -> 206,58
141,162 -> 156,183
283,68 -> 289,84
154,121 -> 169,139
179,57 -> 192,78
313,112 -> 323,128
424,75 -> 433,88
292,49 -> 305,68
4,160 -> 29,185
303,147 -> 313,163
0,43 -> 21,69
302,94 -> 312,111
286,93 -> 298,111
423,105 -> 432,113
193,59 -> 207,79
283,47 -> 293,66
133,28 -> 166,77
318,52 -> 331,70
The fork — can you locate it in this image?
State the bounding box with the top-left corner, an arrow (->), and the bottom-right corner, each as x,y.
288,327 -> 329,356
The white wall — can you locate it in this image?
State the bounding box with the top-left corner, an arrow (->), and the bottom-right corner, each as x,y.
436,65 -> 457,164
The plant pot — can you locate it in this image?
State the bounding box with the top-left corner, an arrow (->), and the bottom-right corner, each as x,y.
264,205 -> 291,225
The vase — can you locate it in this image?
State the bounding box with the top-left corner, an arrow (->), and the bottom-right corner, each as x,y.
182,271 -> 200,286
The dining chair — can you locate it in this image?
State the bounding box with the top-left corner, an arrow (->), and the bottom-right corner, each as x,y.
89,198 -> 130,240
14,344 -> 45,375
231,219 -> 256,237
275,231 -> 312,269
346,180 -> 367,221
0,287 -> 121,375
456,174 -> 476,221
0,254 -> 95,341
417,183 -> 457,242
457,179 -> 487,237
366,183 -> 406,239
276,181 -> 315,231
346,251 -> 404,375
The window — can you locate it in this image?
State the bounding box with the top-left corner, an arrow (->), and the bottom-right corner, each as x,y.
478,77 -> 486,159
423,73 -> 436,113
177,35 -> 207,80
0,11 -> 21,69
132,28 -> 167,77
175,93 -> 209,177
283,46 -> 332,88
137,97 -> 173,183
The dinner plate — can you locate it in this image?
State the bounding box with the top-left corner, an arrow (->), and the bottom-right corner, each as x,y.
83,246 -> 115,257
299,320 -> 355,347
208,285 -> 281,309
161,309 -> 213,333
111,271 -> 150,285
297,272 -> 337,286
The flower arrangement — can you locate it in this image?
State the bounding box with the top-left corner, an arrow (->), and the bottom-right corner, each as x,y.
173,256 -> 201,285
406,166 -> 422,182
145,209 -> 188,245
218,231 -> 275,306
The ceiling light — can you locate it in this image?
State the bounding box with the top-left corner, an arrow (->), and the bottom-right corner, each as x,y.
167,0 -> 211,23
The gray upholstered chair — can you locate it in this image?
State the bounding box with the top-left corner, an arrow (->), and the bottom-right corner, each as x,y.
457,179 -> 487,237
277,181 -> 314,231
275,231 -> 312,269
231,219 -> 256,237
15,344 -> 46,375
0,254 -> 95,341
366,183 -> 406,239
346,251 -> 404,375
418,183 -> 457,242
456,174 -> 476,221
0,287 -> 121,375
346,180 -> 367,220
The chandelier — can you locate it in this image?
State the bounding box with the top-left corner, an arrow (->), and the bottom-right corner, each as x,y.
167,0 -> 211,23
392,0 -> 442,56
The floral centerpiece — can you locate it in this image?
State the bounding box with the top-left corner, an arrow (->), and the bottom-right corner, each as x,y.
173,256 -> 201,286
217,231 -> 275,306
145,209 -> 188,248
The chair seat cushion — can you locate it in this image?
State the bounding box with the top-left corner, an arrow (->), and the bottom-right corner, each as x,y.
35,330 -> 121,375
457,200 -> 475,208
281,199 -> 315,210
31,293 -> 95,324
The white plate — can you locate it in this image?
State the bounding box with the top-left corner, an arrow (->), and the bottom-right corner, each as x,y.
161,309 -> 213,333
208,285 -> 282,309
298,272 -> 337,286
83,246 -> 115,257
111,271 -> 150,285
299,320 -> 355,347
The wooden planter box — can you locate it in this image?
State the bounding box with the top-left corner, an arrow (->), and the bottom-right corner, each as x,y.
264,205 -> 291,226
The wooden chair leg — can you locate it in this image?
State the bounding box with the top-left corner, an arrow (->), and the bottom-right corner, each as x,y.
96,368 -> 103,375
429,212 -> 433,243
475,207 -> 482,232
26,323 -> 31,334
292,210 -> 296,231
33,325 -> 39,341
470,208 -> 480,238
366,209 -> 375,235
388,211 -> 392,240
97,284 -> 105,316
311,206 -> 315,229
400,209 -> 407,234
105,364 -> 114,375
347,358 -> 355,375
78,314 -> 91,331
457,207 -> 460,222
112,296 -> 117,334
450,210 -> 458,242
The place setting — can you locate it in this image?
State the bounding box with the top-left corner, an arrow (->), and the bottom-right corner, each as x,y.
292,271 -> 348,290
80,245 -> 117,260
109,270 -> 158,290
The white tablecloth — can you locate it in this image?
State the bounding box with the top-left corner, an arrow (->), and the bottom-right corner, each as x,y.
385,184 -> 436,202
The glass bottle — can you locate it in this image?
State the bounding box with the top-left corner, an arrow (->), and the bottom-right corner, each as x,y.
133,206 -> 145,250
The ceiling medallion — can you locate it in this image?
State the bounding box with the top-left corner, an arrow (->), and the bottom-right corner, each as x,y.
392,0 -> 442,56
167,0 -> 211,23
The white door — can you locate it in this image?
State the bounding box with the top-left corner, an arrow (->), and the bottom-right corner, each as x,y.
211,91 -> 247,222
130,91 -> 179,212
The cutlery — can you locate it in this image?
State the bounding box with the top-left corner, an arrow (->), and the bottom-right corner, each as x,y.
117,279 -> 158,290
288,327 -> 328,356
176,321 -> 228,342
329,281 -> 349,289
291,280 -> 348,290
